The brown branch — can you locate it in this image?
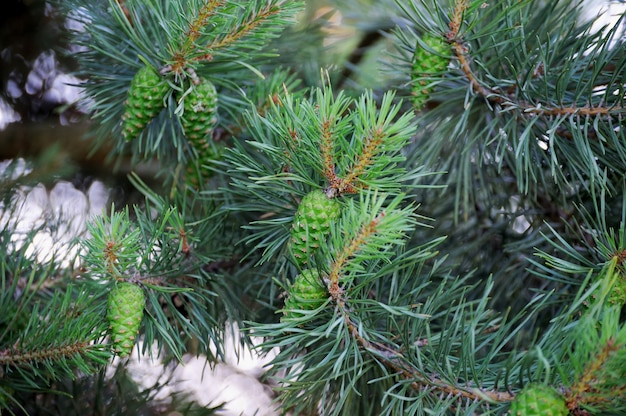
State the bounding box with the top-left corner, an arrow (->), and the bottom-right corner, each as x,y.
452,39 -> 624,117
446,0 -> 625,117
324,191 -> 516,404
453,42 -> 499,101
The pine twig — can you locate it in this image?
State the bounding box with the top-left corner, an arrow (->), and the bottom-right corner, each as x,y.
328,212 -> 384,287
566,337 -> 625,412
205,2 -> 287,51
171,0 -> 225,73
330,289 -> 515,404
447,0 -> 468,41
320,118 -> 347,195
325,204 -> 515,404
338,126 -> 387,194
321,115 -> 396,196
0,341 -> 95,367
447,0 -> 625,118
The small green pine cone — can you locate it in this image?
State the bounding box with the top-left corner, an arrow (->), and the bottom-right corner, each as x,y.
181,79 -> 220,188
509,384 -> 569,416
122,66 -> 169,141
289,190 -> 342,267
107,282 -> 146,357
282,269 -> 328,322
181,79 -> 218,145
410,34 -> 450,111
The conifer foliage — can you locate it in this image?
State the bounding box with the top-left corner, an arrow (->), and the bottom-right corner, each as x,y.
2,0 -> 626,414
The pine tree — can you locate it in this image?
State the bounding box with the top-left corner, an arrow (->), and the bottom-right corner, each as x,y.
1,0 -> 626,415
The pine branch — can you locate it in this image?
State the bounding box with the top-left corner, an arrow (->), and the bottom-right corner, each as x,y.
225,81 -> 424,267
323,88 -> 417,196
566,336 -> 624,411
319,112 -> 344,194
79,187 -> 245,361
328,212 -> 384,286
255,192 -> 528,412
20,0 -> 626,413
393,0 -> 626,223
0,341 -> 99,369
447,0 -> 468,41
56,0 -> 304,168
0,285 -> 110,387
448,0 -> 625,118
170,0 -> 225,73
334,295 -> 516,404
451,38 -> 624,118
205,1 -> 290,51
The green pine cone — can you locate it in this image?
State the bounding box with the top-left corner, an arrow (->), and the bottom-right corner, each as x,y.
289,190 -> 341,267
410,34 -> 450,111
181,79 -> 220,187
181,79 -> 218,146
107,282 -> 146,357
122,66 -> 169,141
282,269 -> 328,322
509,384 -> 569,416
